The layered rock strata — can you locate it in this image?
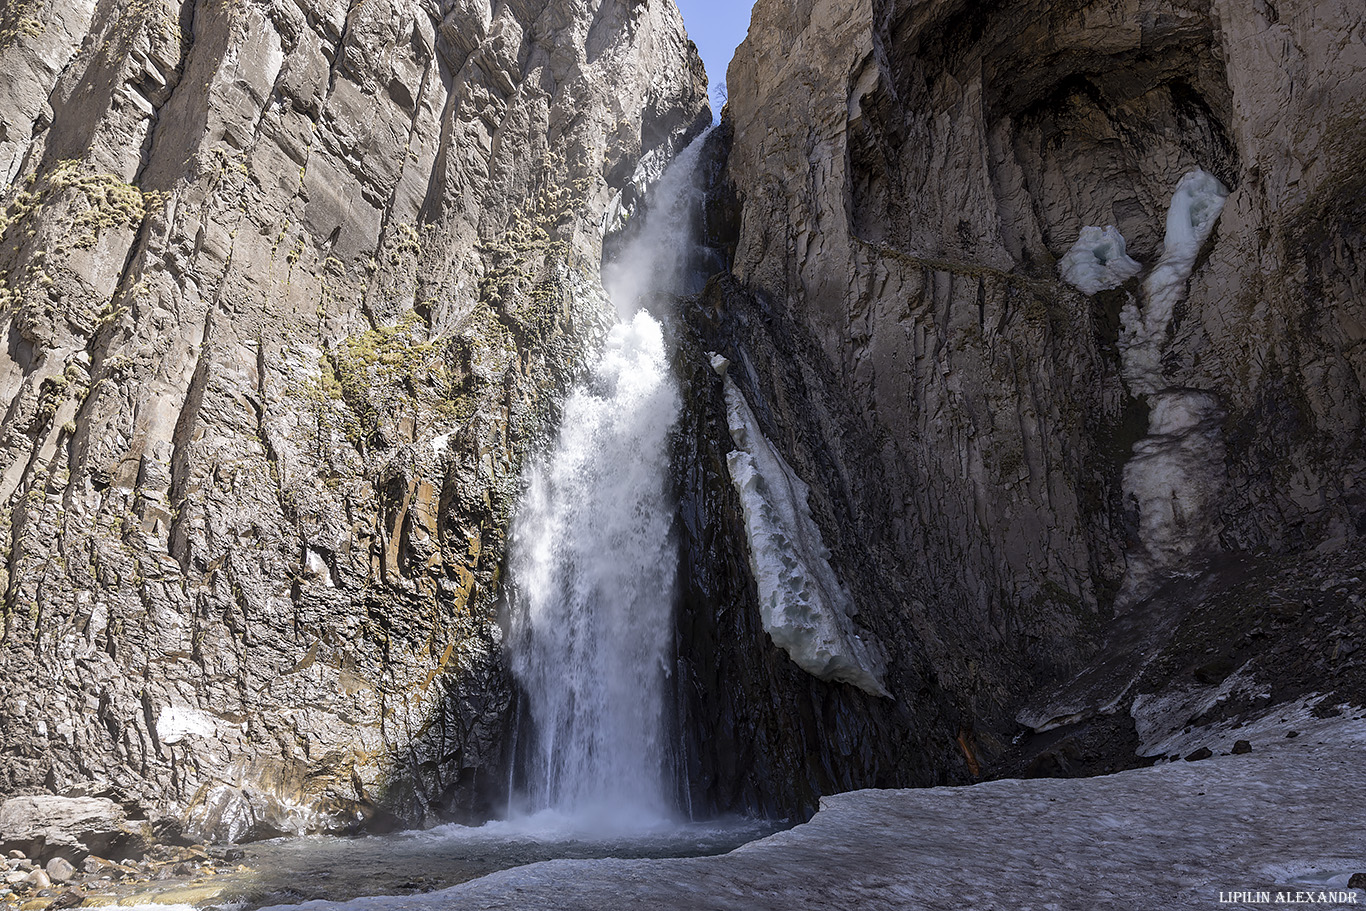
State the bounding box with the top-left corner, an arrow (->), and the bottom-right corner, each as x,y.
0,0 -> 707,840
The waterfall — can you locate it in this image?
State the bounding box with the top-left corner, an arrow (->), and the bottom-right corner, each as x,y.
505,129 -> 713,829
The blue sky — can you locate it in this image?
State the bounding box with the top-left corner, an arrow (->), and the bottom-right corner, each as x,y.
674,0 -> 757,106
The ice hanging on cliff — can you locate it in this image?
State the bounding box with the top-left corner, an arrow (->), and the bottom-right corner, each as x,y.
505,130 -> 713,828
1120,391 -> 1227,600
710,356 -> 890,698
1115,169 -> 1230,604
1120,170 -> 1228,395
1058,225 -> 1143,296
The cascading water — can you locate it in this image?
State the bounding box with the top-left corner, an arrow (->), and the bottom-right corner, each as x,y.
505,128 -> 713,829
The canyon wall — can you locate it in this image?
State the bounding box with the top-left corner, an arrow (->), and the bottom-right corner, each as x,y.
3,0 -> 1365,840
679,0 -> 1366,807
0,0 -> 707,841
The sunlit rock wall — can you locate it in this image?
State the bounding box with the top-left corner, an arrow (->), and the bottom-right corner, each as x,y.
0,0 -> 707,840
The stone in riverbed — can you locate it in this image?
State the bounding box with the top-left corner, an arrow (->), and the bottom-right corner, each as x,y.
45,857 -> 75,883
49,891 -> 85,910
1231,740 -> 1252,755
1349,872 -> 1366,889
1184,747 -> 1214,761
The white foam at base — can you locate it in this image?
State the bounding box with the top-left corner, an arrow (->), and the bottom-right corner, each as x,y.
711,355 -> 889,698
1058,225 -> 1142,295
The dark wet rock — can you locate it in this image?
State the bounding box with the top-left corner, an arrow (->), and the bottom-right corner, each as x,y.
716,0 -> 1366,796
1348,873 -> 1366,889
49,890 -> 85,910
1231,740 -> 1252,755
1184,748 -> 1214,762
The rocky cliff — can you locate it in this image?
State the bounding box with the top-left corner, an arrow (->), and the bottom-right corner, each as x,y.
678,0 -> 1366,809
0,0 -> 707,842
3,0 -> 1364,850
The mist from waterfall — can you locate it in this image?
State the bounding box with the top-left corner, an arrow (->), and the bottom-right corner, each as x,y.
504,129 -> 713,830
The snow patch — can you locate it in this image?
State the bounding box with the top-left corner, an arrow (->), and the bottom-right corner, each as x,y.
1128,661 -> 1262,756
1119,169 -> 1228,395
1058,225 -> 1142,295
256,712 -> 1366,911
711,355 -> 889,698
1135,692 -> 1366,761
156,706 -> 217,745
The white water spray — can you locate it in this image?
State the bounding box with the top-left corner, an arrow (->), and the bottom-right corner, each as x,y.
505,130 -> 713,828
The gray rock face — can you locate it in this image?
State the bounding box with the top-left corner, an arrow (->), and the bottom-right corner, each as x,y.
694,0 -> 1366,792
0,0 -> 707,839
0,795 -> 140,861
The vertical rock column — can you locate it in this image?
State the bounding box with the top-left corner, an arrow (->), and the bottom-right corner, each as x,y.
0,0 -> 708,839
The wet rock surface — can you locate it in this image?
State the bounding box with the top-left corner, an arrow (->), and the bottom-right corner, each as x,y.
0,843 -> 231,911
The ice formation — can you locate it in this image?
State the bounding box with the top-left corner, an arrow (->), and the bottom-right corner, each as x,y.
1119,169 -> 1229,395
711,355 -> 890,698
1111,171 -> 1231,603
1120,391 -> 1227,593
1057,225 -> 1142,295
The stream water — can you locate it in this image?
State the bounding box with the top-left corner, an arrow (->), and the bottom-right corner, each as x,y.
105,815 -> 781,910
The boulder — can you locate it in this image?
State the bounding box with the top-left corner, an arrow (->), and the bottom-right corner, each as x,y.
44,857 -> 75,883
0,796 -> 139,862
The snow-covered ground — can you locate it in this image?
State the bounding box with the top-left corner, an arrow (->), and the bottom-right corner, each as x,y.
258,708 -> 1366,911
